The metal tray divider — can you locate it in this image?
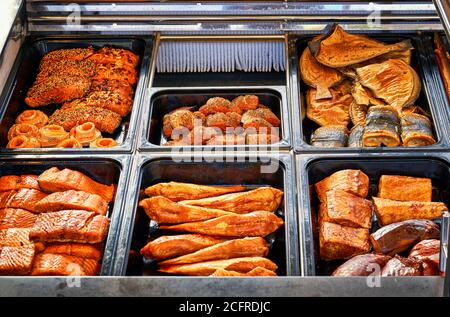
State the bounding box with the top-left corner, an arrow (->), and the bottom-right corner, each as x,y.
112,152 -> 300,277
290,34 -> 450,153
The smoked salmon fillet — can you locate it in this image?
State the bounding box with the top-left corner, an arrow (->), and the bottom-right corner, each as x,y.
315,169 -> 369,203
0,208 -> 37,229
29,210 -> 110,244
38,167 -> 115,202
159,256 -> 278,276
31,252 -> 99,276
139,196 -> 233,224
0,189 -> 48,213
0,175 -> 39,192
88,47 -> 139,69
34,190 -> 108,215
140,234 -> 227,261
180,187 -> 284,213
160,237 -> 269,266
159,211 -> 284,237
0,245 -> 35,275
43,243 -> 103,261
144,182 -> 245,202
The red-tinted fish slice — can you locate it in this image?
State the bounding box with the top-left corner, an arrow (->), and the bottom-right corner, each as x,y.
34,190 -> 108,215
29,210 -> 110,244
0,245 -> 35,275
0,175 -> 39,192
43,243 -> 103,261
6,189 -> 48,213
0,208 -> 37,229
31,252 -> 99,276
38,167 -> 115,202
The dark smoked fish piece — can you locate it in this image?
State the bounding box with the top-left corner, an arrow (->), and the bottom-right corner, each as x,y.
363,105 -> 401,147
348,124 -> 364,148
400,113 -> 436,147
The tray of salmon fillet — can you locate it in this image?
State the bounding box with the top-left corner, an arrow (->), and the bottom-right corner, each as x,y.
296,155 -> 450,276
0,156 -> 130,276
112,154 -> 300,276
0,36 -> 152,153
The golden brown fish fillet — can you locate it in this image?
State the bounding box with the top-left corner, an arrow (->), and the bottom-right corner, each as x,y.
31,253 -> 99,276
319,189 -> 373,229
160,237 -> 269,266
210,267 -> 277,277
315,169 -> 369,203
39,47 -> 95,70
0,175 -> 39,192
48,105 -> 122,134
241,107 -> 281,129
372,197 -> 447,226
162,108 -> 196,138
356,59 -> 421,114
230,95 -> 259,113
180,187 -> 283,213
93,64 -> 138,85
1,189 -> 48,213
300,47 -> 343,99
199,97 -> 233,115
159,257 -> 277,276
89,47 -> 139,69
378,175 -> 432,202
351,82 -> 385,108
206,112 -> 242,131
34,190 -> 108,215
306,87 -> 352,127
160,211 -> 284,237
44,243 -> 103,261
29,210 -> 110,244
320,221 -> 370,260
62,88 -> 133,117
408,239 -> 440,268
0,228 -> 33,247
309,25 -> 412,68
139,196 -> 233,224
38,167 -> 115,202
0,245 -> 35,275
0,208 -> 37,229
140,234 -> 227,261
144,182 -> 245,201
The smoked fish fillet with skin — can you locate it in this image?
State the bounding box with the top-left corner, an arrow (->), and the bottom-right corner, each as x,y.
159,257 -> 278,276
372,197 -> 448,226
159,211 -> 284,237
0,245 -> 35,275
378,175 -> 432,202
34,190 -> 108,215
308,25 -> 412,68
140,234 -> 227,261
29,210 -> 110,244
38,167 -> 115,202
315,169 -> 369,203
210,267 -> 277,277
0,175 -> 39,192
139,196 -> 233,224
31,252 -> 99,276
180,187 -> 283,213
1,189 -> 48,213
44,243 -> 103,261
160,237 -> 269,266
144,182 -> 245,201
0,208 -> 37,229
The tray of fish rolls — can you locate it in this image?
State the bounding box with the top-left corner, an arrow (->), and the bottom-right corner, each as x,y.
0,156 -> 130,276
294,24 -> 449,151
297,155 -> 449,276
0,36 -> 152,153
112,155 -> 300,277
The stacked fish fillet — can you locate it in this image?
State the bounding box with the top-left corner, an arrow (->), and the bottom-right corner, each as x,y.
0,167 -> 114,275
139,182 -> 284,276
301,24 -> 436,148
315,169 -> 447,276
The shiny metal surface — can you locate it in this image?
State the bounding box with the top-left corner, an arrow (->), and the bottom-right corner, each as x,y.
434,0 -> 450,41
